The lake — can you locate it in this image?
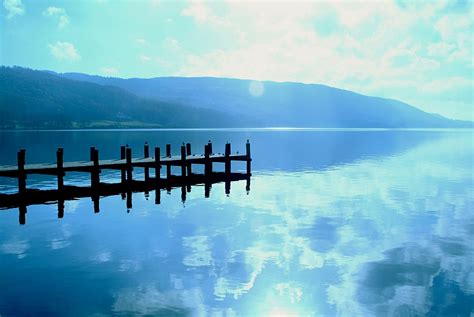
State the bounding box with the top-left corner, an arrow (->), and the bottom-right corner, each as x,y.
0,129 -> 473,316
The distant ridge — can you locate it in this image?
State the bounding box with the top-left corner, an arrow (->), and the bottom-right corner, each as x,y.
59,72 -> 472,128
0,67 -> 251,129
0,66 -> 471,129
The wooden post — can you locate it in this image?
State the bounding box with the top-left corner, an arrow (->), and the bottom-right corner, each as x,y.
90,146 -> 95,162
246,140 -> 251,176
56,148 -> 64,191
154,147 -> 161,188
17,149 -> 26,195
166,143 -> 171,179
208,140 -> 213,154
120,145 -> 126,184
186,142 -> 192,176
225,142 -> 231,176
204,144 -> 212,177
126,147 -> 132,183
91,148 -> 100,188
204,144 -> 212,198
144,142 -> 150,182
90,146 -> 95,187
90,147 -> 100,213
155,148 -> 161,204
181,144 -> 186,178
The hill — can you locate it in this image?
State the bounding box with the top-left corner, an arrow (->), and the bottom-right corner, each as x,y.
60,73 -> 472,128
0,67 -> 248,129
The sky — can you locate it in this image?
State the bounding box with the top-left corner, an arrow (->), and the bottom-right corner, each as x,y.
1,0 -> 473,120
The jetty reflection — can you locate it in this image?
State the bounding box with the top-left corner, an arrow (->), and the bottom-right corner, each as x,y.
10,173 -> 250,224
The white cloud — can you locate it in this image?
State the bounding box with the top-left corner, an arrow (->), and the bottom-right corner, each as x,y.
435,15 -> 471,40
135,38 -> 148,45
100,67 -> 119,76
434,15 -> 473,63
420,76 -> 472,94
139,55 -> 151,63
155,57 -> 169,67
3,0 -> 24,18
181,0 -> 229,27
48,41 -> 81,61
43,6 -> 63,16
43,6 -> 70,28
177,1 -> 473,119
58,14 -> 70,28
427,42 -> 456,58
164,37 -> 180,50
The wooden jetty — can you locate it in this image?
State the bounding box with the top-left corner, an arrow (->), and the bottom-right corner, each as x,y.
0,141 -> 252,224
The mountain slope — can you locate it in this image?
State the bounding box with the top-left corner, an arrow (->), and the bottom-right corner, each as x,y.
0,67 -> 249,129
60,73 -> 472,128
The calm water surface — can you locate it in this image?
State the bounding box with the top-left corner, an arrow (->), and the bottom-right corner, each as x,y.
0,129 -> 473,316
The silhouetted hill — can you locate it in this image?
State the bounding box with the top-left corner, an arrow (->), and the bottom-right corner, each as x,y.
60,73 -> 472,128
0,67 -> 248,129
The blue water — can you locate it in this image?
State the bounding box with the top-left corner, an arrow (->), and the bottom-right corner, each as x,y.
0,129 -> 473,316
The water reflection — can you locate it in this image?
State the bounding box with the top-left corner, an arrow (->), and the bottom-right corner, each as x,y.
0,130 -> 472,316
9,174 -> 250,225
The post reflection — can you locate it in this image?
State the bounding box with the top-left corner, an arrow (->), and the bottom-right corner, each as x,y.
181,186 -> 186,203
126,190 -> 132,212
58,199 -> 64,219
92,196 -> 100,213
13,175 -> 251,224
19,204 -> 26,225
205,183 -> 211,198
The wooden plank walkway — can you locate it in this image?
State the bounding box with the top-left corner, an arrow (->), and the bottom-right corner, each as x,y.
0,140 -> 251,191
0,153 -> 248,177
0,141 -> 252,225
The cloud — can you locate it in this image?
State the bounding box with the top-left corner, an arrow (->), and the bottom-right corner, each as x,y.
164,37 -> 180,50
181,1 -> 229,27
427,42 -> 456,58
3,0 -> 24,18
48,41 -> 81,61
135,38 -> 148,45
434,14 -> 473,63
139,55 -> 151,63
43,6 -> 70,28
100,66 -> 119,76
176,0 -> 473,119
